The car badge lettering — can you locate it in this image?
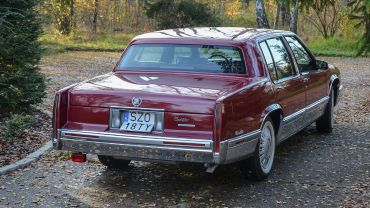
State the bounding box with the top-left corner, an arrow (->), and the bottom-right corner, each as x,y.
235,130 -> 244,136
174,116 -> 190,122
132,97 -> 142,107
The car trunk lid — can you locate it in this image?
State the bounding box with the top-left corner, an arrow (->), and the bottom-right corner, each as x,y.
69,71 -> 249,114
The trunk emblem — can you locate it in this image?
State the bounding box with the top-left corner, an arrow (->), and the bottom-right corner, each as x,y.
174,117 -> 190,122
132,97 -> 142,107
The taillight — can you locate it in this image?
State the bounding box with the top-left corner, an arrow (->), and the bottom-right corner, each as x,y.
52,93 -> 60,142
214,102 -> 223,152
52,88 -> 69,144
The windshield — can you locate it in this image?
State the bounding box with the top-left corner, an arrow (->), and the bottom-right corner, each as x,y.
117,44 -> 246,74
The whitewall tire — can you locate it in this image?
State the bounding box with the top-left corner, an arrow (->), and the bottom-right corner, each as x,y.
240,117 -> 276,180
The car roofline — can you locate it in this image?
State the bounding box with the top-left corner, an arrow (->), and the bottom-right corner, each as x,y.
131,27 -> 296,43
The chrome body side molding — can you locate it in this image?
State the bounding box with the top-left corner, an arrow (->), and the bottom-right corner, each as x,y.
222,130 -> 260,164
278,96 -> 329,143
304,96 -> 330,125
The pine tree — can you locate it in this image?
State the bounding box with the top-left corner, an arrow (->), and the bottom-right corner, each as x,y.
0,0 -> 46,112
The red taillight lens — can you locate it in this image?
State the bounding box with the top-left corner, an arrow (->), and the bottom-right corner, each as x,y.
214,102 -> 223,152
71,153 -> 87,163
163,141 -> 205,147
52,93 -> 60,140
52,89 -> 69,142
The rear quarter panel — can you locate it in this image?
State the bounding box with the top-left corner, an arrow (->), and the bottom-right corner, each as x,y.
219,40 -> 275,141
220,79 -> 274,140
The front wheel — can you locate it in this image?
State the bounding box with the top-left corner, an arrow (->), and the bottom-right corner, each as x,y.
98,155 -> 131,170
316,89 -> 334,133
240,117 -> 276,180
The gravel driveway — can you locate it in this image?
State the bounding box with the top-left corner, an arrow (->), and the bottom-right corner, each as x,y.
0,52 -> 369,208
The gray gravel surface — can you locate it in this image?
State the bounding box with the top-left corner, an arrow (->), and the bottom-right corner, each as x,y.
0,53 -> 369,208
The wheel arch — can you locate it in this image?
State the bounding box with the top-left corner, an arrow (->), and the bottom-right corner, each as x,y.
329,75 -> 340,106
260,104 -> 283,136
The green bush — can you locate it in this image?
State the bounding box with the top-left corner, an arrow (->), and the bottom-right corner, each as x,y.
0,0 -> 46,113
307,36 -> 364,57
5,114 -> 36,137
145,0 -> 221,29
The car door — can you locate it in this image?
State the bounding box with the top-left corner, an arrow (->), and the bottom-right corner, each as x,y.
259,37 -> 306,142
284,36 -> 329,124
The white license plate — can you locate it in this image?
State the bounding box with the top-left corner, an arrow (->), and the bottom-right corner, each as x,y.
120,110 -> 155,132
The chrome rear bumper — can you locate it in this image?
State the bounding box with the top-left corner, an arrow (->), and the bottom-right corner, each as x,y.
54,129 -> 260,164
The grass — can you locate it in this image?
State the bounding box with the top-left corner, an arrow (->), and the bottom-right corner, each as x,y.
40,32 -> 367,57
307,36 -> 366,57
39,33 -> 136,55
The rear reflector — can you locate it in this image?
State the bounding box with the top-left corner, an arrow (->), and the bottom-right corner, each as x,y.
65,133 -> 99,139
163,141 -> 205,147
71,153 -> 87,163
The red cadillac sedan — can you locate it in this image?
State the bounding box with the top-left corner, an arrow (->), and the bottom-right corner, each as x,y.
52,27 -> 342,180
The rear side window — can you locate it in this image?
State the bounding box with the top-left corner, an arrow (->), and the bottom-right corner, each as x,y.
265,38 -> 296,79
259,41 -> 278,81
285,36 -> 313,71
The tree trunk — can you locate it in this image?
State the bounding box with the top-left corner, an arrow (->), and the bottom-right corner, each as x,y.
70,0 -> 74,35
254,0 -> 270,28
281,0 -> 290,26
57,0 -> 74,35
274,0 -> 281,29
92,0 -> 99,34
290,0 -> 298,34
242,0 -> 246,14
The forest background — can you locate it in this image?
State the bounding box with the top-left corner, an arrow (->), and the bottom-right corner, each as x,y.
39,0 -> 370,57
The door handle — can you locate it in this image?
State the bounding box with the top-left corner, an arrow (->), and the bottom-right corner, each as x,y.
276,86 -> 284,90
303,77 -> 309,82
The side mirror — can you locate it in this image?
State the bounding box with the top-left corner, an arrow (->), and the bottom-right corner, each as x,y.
316,60 -> 328,70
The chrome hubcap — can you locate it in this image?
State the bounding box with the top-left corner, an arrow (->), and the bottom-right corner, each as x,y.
259,122 -> 275,173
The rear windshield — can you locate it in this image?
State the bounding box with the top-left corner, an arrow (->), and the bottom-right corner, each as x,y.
117,44 -> 246,74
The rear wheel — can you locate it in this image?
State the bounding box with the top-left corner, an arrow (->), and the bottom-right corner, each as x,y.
316,89 -> 334,133
240,117 -> 276,181
98,155 -> 131,170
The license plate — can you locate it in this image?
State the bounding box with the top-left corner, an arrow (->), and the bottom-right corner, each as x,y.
120,110 -> 155,132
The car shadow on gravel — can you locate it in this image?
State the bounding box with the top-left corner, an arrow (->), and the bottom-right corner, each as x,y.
80,124 -> 340,204
1,125 -> 367,207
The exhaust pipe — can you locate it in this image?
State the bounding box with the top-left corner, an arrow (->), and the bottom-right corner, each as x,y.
205,163 -> 218,173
